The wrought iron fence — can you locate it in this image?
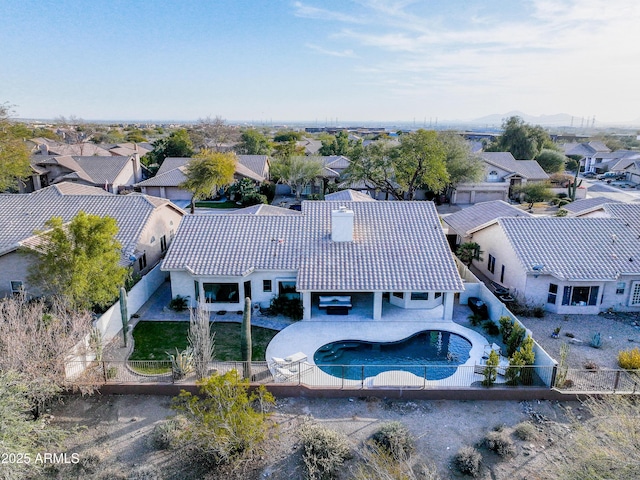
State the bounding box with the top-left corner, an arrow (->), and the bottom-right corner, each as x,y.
66,360 -> 563,390
554,368 -> 640,394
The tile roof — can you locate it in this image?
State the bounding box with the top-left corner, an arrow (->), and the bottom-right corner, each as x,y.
163,201 -> 464,292
443,200 -> 532,236
563,142 -> 610,156
562,197 -> 621,216
480,152 -> 549,180
33,155 -> 133,185
325,189 -> 375,202
228,204 -> 301,215
0,185 -> 182,260
237,155 -> 269,178
603,203 -> 640,236
135,167 -> 187,187
498,217 -> 640,280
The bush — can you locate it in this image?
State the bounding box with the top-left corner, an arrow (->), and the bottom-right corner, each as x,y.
514,421 -> 537,441
148,417 -> 187,450
618,347 -> 640,370
454,446 -> 482,477
482,320 -> 499,336
558,199 -> 571,207
241,192 -> 268,207
506,322 -> 526,357
499,316 -> 514,343
584,361 -> 598,371
371,421 -> 415,460
468,313 -> 484,326
169,295 -> 188,312
352,442 -> 441,480
532,305 -> 545,318
557,192 -> 568,199
483,431 -> 515,457
482,350 -> 499,387
171,370 -> 275,466
299,423 -> 352,480
269,294 -> 303,320
260,182 -> 276,203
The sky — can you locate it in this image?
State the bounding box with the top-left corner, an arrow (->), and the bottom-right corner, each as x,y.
1,0 -> 639,123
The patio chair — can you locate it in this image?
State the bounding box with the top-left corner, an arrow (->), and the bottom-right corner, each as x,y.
273,366 -> 297,381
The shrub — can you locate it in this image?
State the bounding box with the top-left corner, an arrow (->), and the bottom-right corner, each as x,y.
371,421 -> 415,460
483,431 -> 515,457
352,442 -> 441,480
482,350 -> 499,387
558,199 -> 571,207
148,417 -> 187,450
514,421 -> 537,441
454,446 -> 482,477
618,347 -> 640,370
241,192 -> 268,206
482,320 -> 499,336
584,361 -> 598,371
499,316 -> 514,343
259,181 -> 276,202
468,313 -> 484,326
557,192 -> 568,199
171,370 -> 275,466
532,305 -> 545,318
549,197 -> 559,206
169,295 -> 188,312
269,294 -> 303,320
167,348 -> 194,380
556,208 -> 568,217
506,322 -> 526,357
299,423 -> 352,480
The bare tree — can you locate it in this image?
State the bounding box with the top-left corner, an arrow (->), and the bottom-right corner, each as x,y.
0,295 -> 95,416
188,304 -> 215,380
196,115 -> 239,149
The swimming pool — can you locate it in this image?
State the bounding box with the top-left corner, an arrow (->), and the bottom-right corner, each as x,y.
313,330 -> 472,380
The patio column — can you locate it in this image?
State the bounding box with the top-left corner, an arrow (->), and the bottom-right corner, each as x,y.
302,291 -> 311,320
373,291 -> 383,320
443,292 -> 454,321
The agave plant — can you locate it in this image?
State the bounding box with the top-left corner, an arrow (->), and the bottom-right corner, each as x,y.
168,347 -> 194,380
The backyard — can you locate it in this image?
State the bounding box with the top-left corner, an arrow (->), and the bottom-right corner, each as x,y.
129,321 -> 279,362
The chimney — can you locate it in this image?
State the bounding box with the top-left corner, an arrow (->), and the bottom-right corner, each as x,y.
331,206 -> 354,242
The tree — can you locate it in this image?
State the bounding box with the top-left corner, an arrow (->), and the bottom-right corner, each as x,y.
0,103 -> 31,192
319,130 -> 351,156
0,296 -> 94,417
515,182 -> 554,209
487,116 -> 554,160
343,140 -> 400,199
180,149 -> 236,213
272,138 -> 305,160
235,129 -> 271,155
144,129 -> 194,169
26,211 -> 128,311
273,130 -> 302,143
172,370 -> 275,466
438,131 -> 485,197
269,156 -> 323,200
193,115 -> 239,149
535,148 -> 566,173
188,305 -> 215,381
456,242 -> 483,267
124,129 -> 148,143
0,371 -> 71,479
396,129 -> 449,199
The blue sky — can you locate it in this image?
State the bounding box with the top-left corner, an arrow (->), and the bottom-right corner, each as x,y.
1,0 -> 639,123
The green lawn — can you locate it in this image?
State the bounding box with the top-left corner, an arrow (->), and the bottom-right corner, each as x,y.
129,321 -> 278,362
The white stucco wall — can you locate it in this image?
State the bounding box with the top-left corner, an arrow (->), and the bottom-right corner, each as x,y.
0,251 -> 43,298
133,205 -> 183,275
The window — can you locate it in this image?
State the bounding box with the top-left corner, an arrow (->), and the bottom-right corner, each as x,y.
279,280 -> 299,299
203,283 -> 239,303
631,282 -> 640,306
138,253 -> 147,270
410,292 -> 429,301
561,285 -> 599,306
500,265 -> 505,283
263,279 -> 272,293
392,292 -> 404,299
547,283 -> 558,304
160,235 -> 167,253
10,281 -> 23,294
194,280 -> 200,301
488,255 -> 496,274
616,282 -> 626,295
434,292 -> 442,299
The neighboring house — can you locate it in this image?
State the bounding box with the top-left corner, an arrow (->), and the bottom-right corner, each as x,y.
588,150 -> 640,175
0,183 -> 184,298
23,154 -> 142,194
135,155 -> 269,202
442,200 -> 533,249
324,189 -> 375,202
563,141 -> 611,173
449,152 -> 549,205
274,155 -> 351,197
561,197 -> 621,217
462,216 -> 640,314
297,137 -> 323,155
106,142 -> 152,157
619,159 -> 640,183
30,137 -> 112,157
161,200 -> 464,321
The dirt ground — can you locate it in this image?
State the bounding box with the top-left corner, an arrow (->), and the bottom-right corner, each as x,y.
41,393 -> 581,480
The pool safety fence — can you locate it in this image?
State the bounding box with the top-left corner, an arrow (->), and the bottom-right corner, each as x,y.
65,361 -> 640,393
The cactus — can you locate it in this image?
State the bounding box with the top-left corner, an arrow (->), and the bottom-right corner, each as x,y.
119,286 -> 129,347
568,165 -> 583,201
168,347 -> 194,380
241,297 -> 252,380
590,332 -> 602,349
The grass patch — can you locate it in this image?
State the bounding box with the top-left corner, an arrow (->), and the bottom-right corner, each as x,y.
130,321 -> 278,361
194,200 -> 238,209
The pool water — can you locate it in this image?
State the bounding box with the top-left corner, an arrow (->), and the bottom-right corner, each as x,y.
313,330 -> 472,380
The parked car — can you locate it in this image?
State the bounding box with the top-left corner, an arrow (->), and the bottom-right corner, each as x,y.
467,297 -> 489,319
582,171 -> 597,178
596,172 -> 625,181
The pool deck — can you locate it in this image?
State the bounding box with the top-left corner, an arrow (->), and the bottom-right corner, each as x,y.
266,303 -> 492,388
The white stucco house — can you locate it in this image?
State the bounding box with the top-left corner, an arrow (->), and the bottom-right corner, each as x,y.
161,200 -> 464,321
463,215 -> 640,314
0,183 -> 184,298
450,152 -> 549,205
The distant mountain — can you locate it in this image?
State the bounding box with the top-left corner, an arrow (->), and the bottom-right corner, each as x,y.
470,111 -> 577,127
